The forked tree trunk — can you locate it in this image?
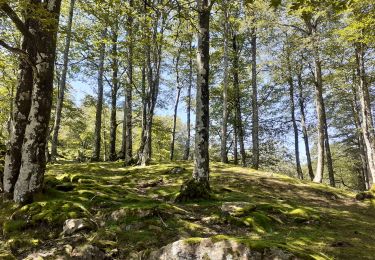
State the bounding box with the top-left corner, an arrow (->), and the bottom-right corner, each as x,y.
50,0 -> 75,162
13,0 -> 62,203
92,28 -> 107,162
3,19 -> 35,197
220,0 -> 229,163
286,52 -> 303,179
176,0 -> 211,202
297,72 -> 314,180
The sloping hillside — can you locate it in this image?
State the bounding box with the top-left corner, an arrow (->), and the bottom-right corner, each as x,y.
1,162 -> 375,259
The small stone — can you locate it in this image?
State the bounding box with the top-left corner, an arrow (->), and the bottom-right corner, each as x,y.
62,218 -> 96,236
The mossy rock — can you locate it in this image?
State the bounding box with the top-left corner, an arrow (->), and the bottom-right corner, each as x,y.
287,208 -> 318,223
5,200 -> 89,235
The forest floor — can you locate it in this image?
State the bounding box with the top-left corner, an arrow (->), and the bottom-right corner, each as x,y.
1,161 -> 375,259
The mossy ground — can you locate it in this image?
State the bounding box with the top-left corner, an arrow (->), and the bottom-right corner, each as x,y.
1,161 -> 375,259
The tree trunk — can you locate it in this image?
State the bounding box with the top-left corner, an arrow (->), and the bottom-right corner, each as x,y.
109,26 -> 119,161
233,118 -> 238,165
286,53 -> 303,179
356,43 -> 375,186
251,30 -> 259,169
232,33 -> 246,166
13,0 -> 62,203
297,72 -> 314,180
3,19 -> 35,197
220,0 -> 229,164
351,84 -> 369,190
170,51 -> 182,161
92,28 -> 107,162
176,0 -> 210,202
183,40 -> 193,160
124,0 -> 133,164
304,20 -> 325,183
138,4 -> 164,166
324,119 -> 335,186
50,0 -> 75,162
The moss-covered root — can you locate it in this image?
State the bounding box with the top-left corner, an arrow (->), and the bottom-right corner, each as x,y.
175,178 -> 211,202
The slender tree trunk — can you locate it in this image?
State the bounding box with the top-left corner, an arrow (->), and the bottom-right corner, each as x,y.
103,106 -> 108,161
297,72 -> 314,180
233,118 -> 238,165
13,0 -> 62,203
50,0 -> 75,162
356,43 -> 375,186
251,29 -> 259,169
109,26 -> 119,161
170,52 -> 182,161
92,28 -> 107,162
138,6 -> 164,166
324,118 -> 335,186
176,0 -> 211,202
3,20 -> 35,197
232,33 -> 246,166
304,21 -> 326,183
183,40 -> 193,160
221,0 -> 229,163
351,85 -> 369,190
286,54 -> 303,179
124,0 -> 133,164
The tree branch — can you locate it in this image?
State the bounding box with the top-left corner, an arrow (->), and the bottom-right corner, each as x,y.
0,3 -> 34,40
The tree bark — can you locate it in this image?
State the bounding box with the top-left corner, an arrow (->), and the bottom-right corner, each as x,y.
109,26 -> 119,161
355,43 -> 375,186
92,28 -> 107,162
350,84 -> 369,190
286,53 -> 303,179
297,72 -> 314,180
170,50 -> 182,161
176,0 -> 211,202
183,39 -> 193,161
124,0 -> 133,164
3,18 -> 35,197
233,118 -> 238,165
13,0 -> 62,203
251,30 -> 259,169
220,0 -> 229,164
232,33 -> 246,166
324,118 -> 335,187
50,0 -> 75,162
304,20 -> 326,183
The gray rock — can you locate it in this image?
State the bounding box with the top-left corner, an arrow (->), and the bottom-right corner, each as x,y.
147,238 -> 298,260
62,218 -> 96,236
169,167 -> 185,174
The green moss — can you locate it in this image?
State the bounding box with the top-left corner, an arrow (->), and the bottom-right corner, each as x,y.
2,220 -> 27,236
